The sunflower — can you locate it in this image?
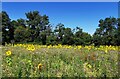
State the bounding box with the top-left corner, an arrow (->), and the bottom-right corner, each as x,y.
6,50 -> 12,56
27,45 -> 35,51
38,63 -> 42,70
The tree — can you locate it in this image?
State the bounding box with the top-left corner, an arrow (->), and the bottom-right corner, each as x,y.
62,27 -> 74,45
11,20 -> 18,29
3,10 -> 119,46
0,12 -> 2,32
25,11 -> 49,44
74,27 -> 84,45
17,18 -> 26,28
81,32 -> 92,45
0,12 -> 2,44
39,15 -> 50,45
2,11 -> 14,45
14,26 -> 31,43
54,23 -> 65,44
116,18 -> 120,45
93,17 -> 117,46
74,27 -> 92,45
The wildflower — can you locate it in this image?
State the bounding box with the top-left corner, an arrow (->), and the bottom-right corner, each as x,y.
83,62 -> 88,67
30,47 -> 35,51
6,50 -> 12,56
38,63 -> 42,70
47,46 -> 51,49
78,45 -> 82,49
105,49 -> 108,53
87,64 -> 92,68
27,45 -> 35,51
83,62 -> 92,71
83,62 -> 95,77
6,57 -> 12,66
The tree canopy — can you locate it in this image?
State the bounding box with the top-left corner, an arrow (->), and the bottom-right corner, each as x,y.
1,11 -> 120,46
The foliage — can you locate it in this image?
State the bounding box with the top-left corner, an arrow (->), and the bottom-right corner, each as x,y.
2,11 -> 14,45
93,17 -> 119,46
1,11 -> 120,46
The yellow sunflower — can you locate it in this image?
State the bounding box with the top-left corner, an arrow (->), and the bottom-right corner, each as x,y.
6,50 -> 12,56
38,63 -> 42,70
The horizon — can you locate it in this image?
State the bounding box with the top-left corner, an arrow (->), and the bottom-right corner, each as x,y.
2,2 -> 118,35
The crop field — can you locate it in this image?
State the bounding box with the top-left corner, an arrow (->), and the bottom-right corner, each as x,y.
1,44 -> 119,78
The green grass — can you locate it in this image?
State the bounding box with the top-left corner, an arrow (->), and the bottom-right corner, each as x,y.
1,45 -> 119,77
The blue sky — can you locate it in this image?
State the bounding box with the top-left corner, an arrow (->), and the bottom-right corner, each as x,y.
2,0 -> 120,2
2,2 -> 118,35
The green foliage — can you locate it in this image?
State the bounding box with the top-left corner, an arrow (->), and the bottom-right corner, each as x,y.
14,26 -> 31,43
74,27 -> 92,45
2,11 -> 14,45
93,17 -> 119,46
1,11 -> 120,46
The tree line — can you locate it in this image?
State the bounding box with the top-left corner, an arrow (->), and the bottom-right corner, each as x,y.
0,11 -> 120,46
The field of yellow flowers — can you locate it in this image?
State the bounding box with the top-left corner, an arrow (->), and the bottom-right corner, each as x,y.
1,44 -> 119,77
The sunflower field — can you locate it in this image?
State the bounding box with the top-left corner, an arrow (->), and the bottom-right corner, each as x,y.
1,44 -> 120,78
